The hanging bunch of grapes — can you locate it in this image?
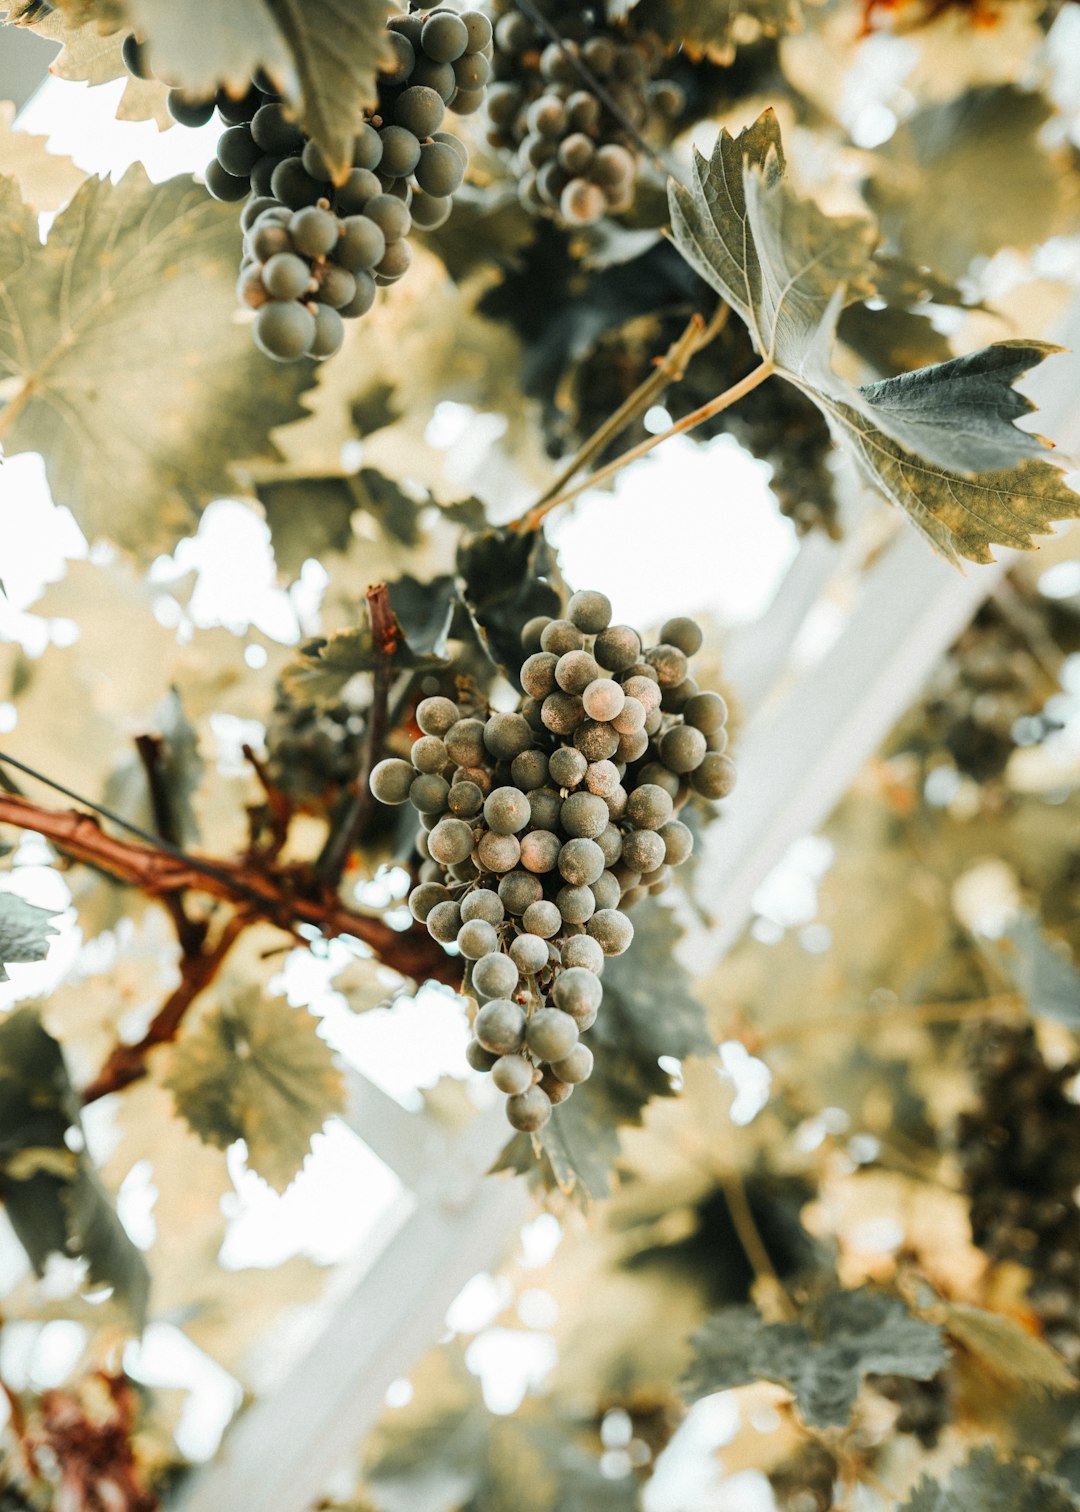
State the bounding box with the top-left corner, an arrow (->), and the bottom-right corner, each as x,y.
120,9 -> 493,362
486,2 -> 683,225
370,589 -> 735,1133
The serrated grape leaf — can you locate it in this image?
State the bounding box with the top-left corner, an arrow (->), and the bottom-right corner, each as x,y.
0,1007 -> 150,1323
0,892 -> 60,980
627,0 -> 801,63
900,1447 -> 1078,1512
681,1289 -> 947,1428
978,913 -> 1080,1030
23,9 -> 172,127
162,987 -> 345,1192
0,101 -> 85,211
457,528 -> 563,685
495,902 -> 712,1203
0,168 -> 313,561
669,111 -> 1080,564
387,574 -> 456,662
942,1303 -> 1076,1395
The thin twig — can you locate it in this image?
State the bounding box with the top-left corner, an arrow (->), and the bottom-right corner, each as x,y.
134,734 -> 206,958
720,1168 -> 796,1322
510,356 -> 775,533
315,583 -> 400,889
533,304 -> 730,513
241,742 -> 293,859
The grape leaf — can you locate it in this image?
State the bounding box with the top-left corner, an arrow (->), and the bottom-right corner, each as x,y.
495,902 -> 712,1203
456,528 -> 563,685
0,168 -> 312,561
0,893 -> 60,980
0,100 -> 85,211
162,987 -> 345,1192
681,1289 -> 947,1428
900,1447 -> 1078,1512
942,1303 -> 1076,1395
0,1007 -> 150,1323
668,111 -> 1080,564
978,914 -> 1080,1030
627,0 -> 801,63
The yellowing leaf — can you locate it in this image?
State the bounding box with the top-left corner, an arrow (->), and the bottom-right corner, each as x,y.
942,1303 -> 1076,1395
0,101 -> 85,211
162,987 -> 346,1192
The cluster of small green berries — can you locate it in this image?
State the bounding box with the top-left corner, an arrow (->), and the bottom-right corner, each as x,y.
370,588 -> 734,1133
486,3 -> 683,225
121,7 -> 492,362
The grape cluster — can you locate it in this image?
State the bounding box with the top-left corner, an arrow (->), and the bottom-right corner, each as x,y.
121,8 -> 492,362
263,687 -> 368,811
487,4 -> 682,225
369,589 -> 734,1133
956,1022 -> 1080,1368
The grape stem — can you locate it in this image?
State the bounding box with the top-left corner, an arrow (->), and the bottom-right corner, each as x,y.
510,352 -> 775,534
719,1167 -> 797,1322
528,304 -> 729,516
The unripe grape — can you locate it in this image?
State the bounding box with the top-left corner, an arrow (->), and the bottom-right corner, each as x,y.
462,10 -> 493,50
527,1007 -> 579,1062
591,143 -> 635,188
492,1054 -> 534,1095
473,952 -> 519,1000
556,884 -> 595,924
394,84 -> 446,137
549,746 -> 588,790
644,643 -> 688,687
636,762 -> 681,799
484,712 -> 533,760
290,205 -> 339,256
412,734 -> 449,773
621,675 -> 662,713
560,934 -> 605,974
539,1070 -> 574,1104
369,757 -> 416,804
541,692 -> 584,735
427,899 -> 463,942
660,616 -> 704,657
596,825 -> 623,867
540,619 -> 585,655
262,253 -> 312,301
561,178 -> 606,224
461,888 -> 504,925
458,918 -> 500,960
584,759 -> 620,798
448,780 -> 484,817
567,589 -> 612,634
626,784 -> 673,830
529,788 -> 562,830
574,721 -> 619,763
662,677 -> 698,714
684,691 -> 728,733
466,1038 -> 498,1072
409,882 -> 450,921
353,122 -> 384,169
587,908 -> 635,956
621,829 -> 665,873
552,1043 -> 594,1085
477,831 -> 520,872
429,817 -> 475,865
692,753 -> 737,799
521,616 -> 552,653
590,871 -> 621,911
510,932 -> 549,974
553,966 -> 603,1018
557,837 -> 606,887
475,998 -> 527,1054
315,266 -> 357,312
659,820 -> 694,866
422,10 -> 470,62
499,871 -> 543,915
522,900 -> 561,938
484,786 -> 531,835
561,792 -> 610,839
555,650 -> 600,695
410,192 -> 452,229
660,725 -> 707,774
506,1085 -> 552,1131
409,774 -> 450,814
445,717 -> 486,767
510,749 -> 549,791
707,728 -> 729,754
521,651 -> 558,698
520,830 -> 561,873
582,678 -> 625,722
595,624 -> 641,672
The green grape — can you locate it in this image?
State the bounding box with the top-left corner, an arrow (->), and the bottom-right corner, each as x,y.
492,1054 -> 534,1095
539,1069 -> 574,1104
584,759 -> 620,799
218,124 -> 262,177
336,168 -> 382,216
558,132 -> 595,176
541,692 -> 584,736
427,899 -> 464,942
374,235 -> 414,280
560,179 -> 606,224
353,122 -> 384,170
415,141 -> 466,196
499,871 -> 543,915
561,792 -> 609,839
521,615 -> 552,653
573,720 -> 619,763
526,1007 -> 579,1063
458,918 -> 499,959
409,882 -> 450,921
411,735 -> 449,774
587,908 -> 635,956
582,678 -> 625,722
450,86 -> 486,115
549,746 -> 587,790
462,10 -> 493,50
270,157 -> 323,209
621,675 -> 662,713
414,695 -> 458,735
506,1086 -> 552,1132
660,725 -> 707,774
466,1039 -> 498,1072
473,952 -> 519,1000
250,220 -> 291,261
555,650 -> 600,696
315,264 -> 356,310
205,159 -> 250,202
448,780 -> 484,818
483,712 -> 533,760
510,933 -> 549,974
339,271 -> 377,318
428,817 -> 475,865
659,820 -> 694,867
444,717 -> 486,767
460,888 -> 505,926
241,195 -> 281,232
522,900 -> 561,938
692,753 -> 737,800
540,619 -> 585,655
475,998 -> 527,1054
561,934 -> 604,975
558,837 -> 605,887
394,85 -> 447,138
519,830 -> 561,874
552,1043 -> 593,1085
595,625 -> 642,672
236,265 -> 267,310
379,124 -> 423,178
411,56 -> 457,101
381,30 -> 417,83
262,252 -> 312,300
169,91 -> 216,128
510,749 -> 549,791
567,589 -> 612,633
645,643 -> 689,688
477,831 -> 520,872
409,773 -> 451,814
591,143 -> 635,188
626,783 -> 673,830
369,757 -> 419,805
556,884 -> 595,925
484,786 -> 531,835
253,300 -> 315,360
590,871 -> 621,910
662,677 -> 699,714
529,788 -> 563,830
289,205 -> 340,256
310,305 -> 345,359
216,87 -> 262,127
409,192 -> 452,230
252,102 -> 304,155
596,824 -> 623,868
566,90 -> 601,133
684,691 -> 728,733
660,616 -> 704,657
621,829 -> 665,873
422,11 -> 470,62
453,52 -> 491,90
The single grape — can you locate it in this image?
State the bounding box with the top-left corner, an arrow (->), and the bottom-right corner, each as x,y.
290,205 -> 339,257
509,932 -> 549,974
121,33 -> 152,79
587,908 -> 634,956
458,918 -> 499,959
662,677 -> 698,714
369,757 -> 417,804
473,952 -> 519,1000
558,133 -> 595,177
477,831 -> 520,872
584,760 -> 620,799
494,12 -> 533,51
484,786 -> 531,835
379,124 -> 423,178
574,720 -> 619,763
422,11 -> 469,62
692,753 -> 737,800
381,29 -> 416,83
310,305 -> 345,359
520,652 -> 558,700
590,871 -> 621,910
521,620 -> 551,659
539,1069 -> 574,1104
566,90 -> 601,133
660,616 -> 704,657
582,679 -> 625,722
409,773 -> 451,814
249,221 -> 290,262
591,143 -> 636,188
429,817 -> 476,866
448,780 -> 484,818
552,1043 -> 593,1085
492,1054 -> 534,1095
205,159 -> 250,202
260,252 -> 310,300
621,675 -> 662,713
253,300 -> 315,360
499,871 -> 543,915
236,264 -> 268,310
623,829 -> 666,874
169,91 -> 216,128
637,762 -> 680,799
475,998 -> 527,1054
252,102 -> 304,155
389,12 -> 425,43
540,619 -> 584,655
561,179 -> 606,224
411,56 -> 457,101
529,788 -> 562,830
427,899 -> 463,943
453,52 -> 491,90
413,695 -> 457,736
595,625 -> 641,672
522,900 -> 561,939
241,195 -> 281,232
314,264 -> 356,310
216,87 -> 262,127
597,825 -> 623,868
339,271 -> 377,318
410,192 -> 452,229
527,1008 -> 579,1063
416,141 -> 466,196
555,650 -> 600,696
519,830 -> 561,874
660,725 -> 707,774
270,157 -> 323,209
460,888 -> 504,926
561,792 -> 609,839
365,193 -> 413,240
549,746 -> 587,790
684,691 -> 728,733
506,1085 -> 552,1132
250,154 -> 283,197
466,1038 -> 498,1072
484,712 -> 533,760
557,837 -> 605,888
541,692 -> 584,737
645,643 -> 689,688
626,784 -> 674,830
409,882 -> 450,921
557,884 -> 595,925
561,933 -> 604,975
567,590 -> 612,633
462,10 -> 493,50
445,717 -> 486,767
553,966 -> 603,1017
353,122 -> 384,171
